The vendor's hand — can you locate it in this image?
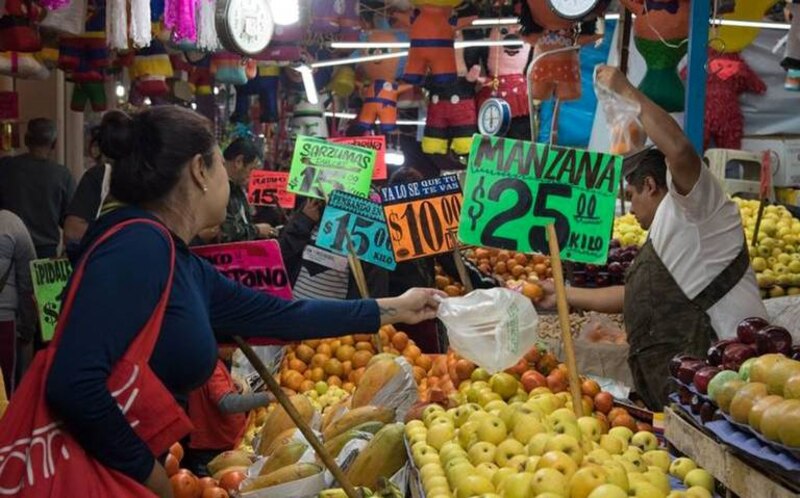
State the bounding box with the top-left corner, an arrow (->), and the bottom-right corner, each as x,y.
145,461 -> 173,498
256,223 -> 277,239
302,199 -> 325,223
595,65 -> 635,98
537,280 -> 557,311
376,288 -> 446,326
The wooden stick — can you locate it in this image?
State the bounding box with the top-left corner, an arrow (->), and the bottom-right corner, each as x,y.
450,230 -> 474,293
752,199 -> 766,249
233,336 -> 362,498
546,225 -> 584,417
618,7 -> 633,75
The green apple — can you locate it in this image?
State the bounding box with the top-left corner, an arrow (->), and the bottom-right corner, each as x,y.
685,486 -> 712,498
631,431 -> 659,452
475,462 -> 499,483
534,494 -> 566,498
508,392 -> 528,404
504,454 -> 529,470
439,441 -> 466,463
569,465 -> 608,498
446,460 -> 474,485
621,450 -> 648,473
498,471 -> 534,498
578,416 -> 604,443
476,415 -> 508,445
524,456 -> 541,473
472,367 -> 491,382
600,434 -> 627,455
531,468 -> 568,496
527,393 -> 559,415
668,458 -> 697,480
454,403 -> 481,428
458,421 -> 479,449
684,469 -> 714,492
405,419 -> 425,433
492,467 -> 515,488
468,410 -> 491,424
642,469 -> 670,495
498,403 -> 521,427
642,450 -> 670,473
584,448 -> 612,466
601,461 -> 629,491
665,492 -> 687,498
495,439 -> 526,467
427,422 -> 456,450
544,434 -> 584,465
608,426 -> 634,443
423,473 -> 448,490
511,412 -> 547,444
626,472 -> 646,486
423,404 -> 446,425
429,416 -> 455,428
468,442 -> 497,465
454,474 -> 494,498
628,481 -> 666,498
489,372 -> 519,400
412,444 -> 439,467
547,408 -> 578,427
613,456 -> 643,474
478,390 -> 503,407
537,450 -> 578,480
420,462 -> 446,482
426,487 -> 452,498
527,432 -> 554,456
485,399 -> 509,415
408,430 -> 428,446
587,484 -> 628,498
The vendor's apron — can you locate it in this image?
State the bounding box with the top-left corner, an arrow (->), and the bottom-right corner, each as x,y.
623,240 -> 749,409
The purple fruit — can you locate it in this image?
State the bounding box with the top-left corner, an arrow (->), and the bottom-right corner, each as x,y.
595,272 -> 610,287
707,339 -> 738,366
608,262 -> 624,274
791,345 -> 800,361
609,239 -> 621,249
691,395 -> 702,415
585,264 -> 599,275
736,317 -> 769,344
677,359 -> 707,385
722,343 -> 758,371
670,354 -> 700,377
694,366 -> 722,394
678,385 -> 692,405
700,402 -> 716,423
755,326 -> 793,355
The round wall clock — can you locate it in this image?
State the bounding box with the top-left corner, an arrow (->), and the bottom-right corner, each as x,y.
478,98 -> 512,136
546,0 -> 603,20
216,0 -> 274,56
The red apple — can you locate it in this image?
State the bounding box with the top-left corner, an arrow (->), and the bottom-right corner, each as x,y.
707,339 -> 738,366
670,354 -> 701,378
721,343 -> 757,371
736,317 -> 769,344
520,370 -> 547,393
694,366 -> 722,394
755,326 -> 793,356
677,359 -> 707,385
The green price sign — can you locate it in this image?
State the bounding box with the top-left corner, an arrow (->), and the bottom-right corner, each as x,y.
287,135 -> 376,200
29,258 -> 73,341
459,135 -> 622,264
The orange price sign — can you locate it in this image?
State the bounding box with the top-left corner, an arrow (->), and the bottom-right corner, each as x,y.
247,171 -> 296,209
381,175 -> 463,262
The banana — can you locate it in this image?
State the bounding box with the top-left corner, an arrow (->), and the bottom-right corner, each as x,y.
206,450 -> 253,476
323,405 -> 395,441
259,441 -> 308,476
241,462 -> 321,492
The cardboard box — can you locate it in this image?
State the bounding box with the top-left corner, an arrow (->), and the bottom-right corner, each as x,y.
741,136 -> 800,187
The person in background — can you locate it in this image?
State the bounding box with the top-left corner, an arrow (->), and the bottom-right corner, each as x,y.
0,210 -> 36,393
541,66 -> 767,410
218,137 -> 276,243
0,118 -> 75,258
63,128 -> 114,249
184,347 -> 271,477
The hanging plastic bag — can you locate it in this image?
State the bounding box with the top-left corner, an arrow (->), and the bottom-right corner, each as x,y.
437,288 -> 539,374
594,69 -> 647,156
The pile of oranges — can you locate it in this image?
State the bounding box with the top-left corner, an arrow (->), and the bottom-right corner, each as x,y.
377,325 -> 435,386
464,247 -> 549,302
433,266 -> 466,297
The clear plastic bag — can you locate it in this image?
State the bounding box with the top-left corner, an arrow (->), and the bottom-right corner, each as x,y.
595,71 -> 647,156
436,288 -> 539,374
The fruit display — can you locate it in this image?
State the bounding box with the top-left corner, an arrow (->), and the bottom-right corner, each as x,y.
735,198 -> 800,298
165,442 -> 240,498
537,314 -> 626,342
435,265 -> 467,297
464,247 -> 548,302
613,214 -> 647,248
406,371 -> 716,498
572,240 -> 639,289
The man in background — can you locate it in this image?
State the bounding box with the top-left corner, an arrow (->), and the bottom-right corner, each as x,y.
0,118 -> 75,258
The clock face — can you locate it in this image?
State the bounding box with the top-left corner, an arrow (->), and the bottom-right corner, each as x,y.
218,0 -> 274,55
478,98 -> 511,136
547,0 -> 600,19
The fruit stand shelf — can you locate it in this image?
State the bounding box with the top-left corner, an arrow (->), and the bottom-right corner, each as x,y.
664,406 -> 798,498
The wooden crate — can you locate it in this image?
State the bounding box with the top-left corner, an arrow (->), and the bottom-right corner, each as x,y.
664,406 -> 799,498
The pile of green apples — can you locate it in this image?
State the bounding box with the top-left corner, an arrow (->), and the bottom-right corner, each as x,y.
405,379 -> 716,498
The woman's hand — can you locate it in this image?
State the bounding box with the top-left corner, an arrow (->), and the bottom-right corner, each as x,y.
145,461 -> 174,498
376,288 -> 446,325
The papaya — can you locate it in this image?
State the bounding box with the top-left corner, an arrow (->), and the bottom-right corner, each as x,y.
259,441 -> 308,475
206,450 -> 253,476
263,428 -> 301,456
345,423 -> 407,490
352,358 -> 401,408
322,405 -> 395,441
258,394 -> 315,455
241,462 -> 321,492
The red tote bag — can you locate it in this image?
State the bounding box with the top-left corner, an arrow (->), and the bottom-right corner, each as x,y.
0,219 -> 194,497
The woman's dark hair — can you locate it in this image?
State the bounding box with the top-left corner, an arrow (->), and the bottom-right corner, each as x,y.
223,137 -> 262,165
100,107 -> 215,205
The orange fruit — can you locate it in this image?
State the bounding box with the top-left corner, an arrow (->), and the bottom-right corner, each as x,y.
342,361 -> 353,377
533,263 -> 548,276
285,371 -> 304,392
391,332 -> 409,352
295,344 -> 314,363
379,329 -> 390,344
474,248 -> 490,259
514,253 -> 528,266
340,335 -> 355,346
497,251 -> 510,262
303,369 -> 312,379
444,285 -> 461,297
288,358 -> 307,374
494,262 -> 507,275
479,263 -> 491,274
511,265 -> 526,278
435,275 -> 451,289
352,350 -> 373,369
412,366 -> 427,383
316,343 -> 332,356
329,339 -> 341,351
522,282 -> 543,301
416,354 -> 433,371
355,341 -> 374,352
532,254 -> 547,265
285,352 -> 297,362
324,358 -> 344,377
342,382 -> 355,392
311,354 -> 328,368
328,376 -> 343,387
352,367 -> 366,385
300,380 -> 315,393
403,344 -> 422,362
305,339 -> 321,349
309,367 -> 325,382
336,345 -> 355,362
353,334 -> 373,342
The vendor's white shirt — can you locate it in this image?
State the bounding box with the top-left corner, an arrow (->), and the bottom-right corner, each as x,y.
647,166 -> 767,339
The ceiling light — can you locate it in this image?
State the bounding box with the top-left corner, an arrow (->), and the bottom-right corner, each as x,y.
472,14 -> 790,31
329,40 -> 525,50
270,0 -> 299,26
386,149 -> 405,165
310,51 -> 409,69
115,83 -> 126,98
323,111 -> 426,126
472,17 -> 519,26
296,64 -> 319,104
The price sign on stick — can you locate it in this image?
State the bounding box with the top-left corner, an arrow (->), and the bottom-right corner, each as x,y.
247,171 -> 296,209
316,190 -> 397,270
329,135 -> 387,180
287,135 -> 376,200
459,135 -> 622,264
381,175 -> 464,262
29,259 -> 72,341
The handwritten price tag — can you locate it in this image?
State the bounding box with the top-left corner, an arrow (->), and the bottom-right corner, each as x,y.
247,171 -> 296,209
381,175 -> 463,262
29,258 -> 72,341
329,135 -> 387,180
316,190 -> 396,270
287,135 -> 376,200
458,135 -> 621,264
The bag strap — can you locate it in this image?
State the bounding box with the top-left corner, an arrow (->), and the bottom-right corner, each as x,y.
0,260 -> 12,293
50,219 -> 176,362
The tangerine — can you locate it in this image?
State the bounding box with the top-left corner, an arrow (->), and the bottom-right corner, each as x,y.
300,380 -> 315,393
391,332 -> 409,352
342,360 -> 353,377
328,375 -> 343,387
355,341 -> 374,352
340,335 -> 355,346
352,350 -> 373,369
336,345 -> 355,362
494,262 -> 508,275
324,358 -> 344,377
288,359 -> 307,374
309,367 -> 325,382
514,253 -> 528,265
311,354 -> 328,368
444,285 -> 461,296
295,344 -> 314,363
316,343 -> 332,356
416,354 -> 433,371
403,344 -> 422,361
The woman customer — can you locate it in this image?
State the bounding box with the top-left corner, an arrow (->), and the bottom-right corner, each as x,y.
42,106 -> 441,498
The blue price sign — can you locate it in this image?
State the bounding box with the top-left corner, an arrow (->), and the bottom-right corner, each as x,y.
316,190 -> 397,270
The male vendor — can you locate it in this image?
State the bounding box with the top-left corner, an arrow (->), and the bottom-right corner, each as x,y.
542,66 -> 767,409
